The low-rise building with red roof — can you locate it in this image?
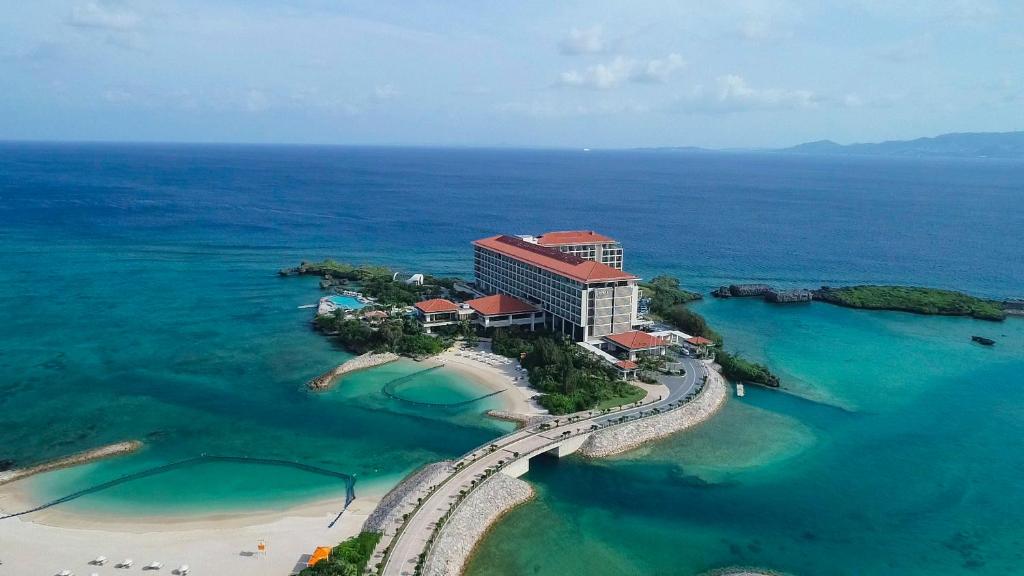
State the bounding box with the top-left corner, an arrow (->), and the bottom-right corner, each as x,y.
603,330 -> 668,361
464,294 -> 544,331
413,298 -> 471,334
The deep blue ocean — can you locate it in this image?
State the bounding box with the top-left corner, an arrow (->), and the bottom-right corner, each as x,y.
1,143 -> 1022,574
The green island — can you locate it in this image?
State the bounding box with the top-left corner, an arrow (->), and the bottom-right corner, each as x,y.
715,350 -> 780,388
298,531 -> 380,576
814,285 -> 1007,321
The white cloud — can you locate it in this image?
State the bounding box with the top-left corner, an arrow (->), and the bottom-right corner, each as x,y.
244,90 -> 270,112
738,19 -> 793,42
373,84 -> 399,100
676,74 -> 818,112
559,26 -> 605,55
68,1 -> 141,31
633,53 -> 686,83
558,53 -> 686,90
102,88 -> 135,103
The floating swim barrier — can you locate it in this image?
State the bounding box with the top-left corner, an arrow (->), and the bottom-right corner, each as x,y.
380,365 -> 506,408
0,455 -> 356,521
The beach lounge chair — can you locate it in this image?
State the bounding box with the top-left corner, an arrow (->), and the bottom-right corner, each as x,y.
91,556 -> 107,565
146,561 -> 163,570
176,564 -> 190,575
118,559 -> 133,568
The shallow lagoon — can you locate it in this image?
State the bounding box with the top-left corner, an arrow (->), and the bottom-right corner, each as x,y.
467,300 -> 1024,576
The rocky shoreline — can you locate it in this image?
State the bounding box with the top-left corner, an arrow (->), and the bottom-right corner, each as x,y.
363,461 -> 452,534
307,352 -> 400,390
420,473 -> 534,576
579,370 -> 728,458
0,440 -> 143,487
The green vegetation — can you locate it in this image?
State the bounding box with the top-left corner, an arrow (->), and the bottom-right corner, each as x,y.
287,259 -> 456,307
298,531 -> 381,576
816,285 -> 1006,321
641,275 -> 721,343
315,313 -> 447,356
594,385 -> 647,410
642,274 -> 781,388
491,329 -> 641,414
641,275 -> 703,309
716,350 -> 780,388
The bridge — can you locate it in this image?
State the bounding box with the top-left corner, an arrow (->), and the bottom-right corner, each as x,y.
377,357 -> 708,576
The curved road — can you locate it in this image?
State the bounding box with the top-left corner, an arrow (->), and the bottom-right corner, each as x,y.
380,357 -> 707,576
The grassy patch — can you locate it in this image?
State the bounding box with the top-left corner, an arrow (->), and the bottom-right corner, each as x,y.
595,385 -> 647,410
816,285 -> 1006,321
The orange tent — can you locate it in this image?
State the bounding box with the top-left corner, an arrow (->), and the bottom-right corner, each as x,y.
307,546 -> 331,567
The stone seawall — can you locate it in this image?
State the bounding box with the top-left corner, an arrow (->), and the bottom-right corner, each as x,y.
0,441 -> 143,486
363,461 -> 452,534
307,352 -> 399,390
579,371 -> 728,458
421,474 -> 534,576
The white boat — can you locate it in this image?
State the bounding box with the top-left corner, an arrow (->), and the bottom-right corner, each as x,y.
736,383 -> 745,397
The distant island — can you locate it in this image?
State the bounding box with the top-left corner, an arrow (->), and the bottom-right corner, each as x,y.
779,131 -> 1024,159
635,130 -> 1024,160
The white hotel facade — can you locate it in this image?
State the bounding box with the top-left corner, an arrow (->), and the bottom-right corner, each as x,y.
472,232 -> 639,342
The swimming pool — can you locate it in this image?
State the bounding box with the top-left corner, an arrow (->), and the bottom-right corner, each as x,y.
328,295 -> 366,310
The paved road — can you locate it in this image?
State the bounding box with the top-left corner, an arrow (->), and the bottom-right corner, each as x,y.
380,357 -> 706,576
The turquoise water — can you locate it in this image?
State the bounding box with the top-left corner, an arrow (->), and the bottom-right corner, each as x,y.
467,300 -> 1024,575
1,145 -> 1022,572
0,235 -> 511,515
327,294 -> 366,309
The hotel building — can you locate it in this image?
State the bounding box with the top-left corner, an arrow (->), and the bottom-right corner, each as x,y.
523,230 -> 624,269
472,232 -> 639,342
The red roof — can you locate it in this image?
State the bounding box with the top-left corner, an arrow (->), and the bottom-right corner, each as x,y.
615,360 -> 638,370
414,299 -> 458,314
465,294 -> 537,316
604,331 -> 666,350
685,336 -> 714,346
473,235 -> 636,283
536,230 -> 616,246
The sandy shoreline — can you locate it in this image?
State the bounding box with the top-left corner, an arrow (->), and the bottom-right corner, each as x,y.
427,342 -> 547,418
0,346 -> 540,575
0,476 -> 388,575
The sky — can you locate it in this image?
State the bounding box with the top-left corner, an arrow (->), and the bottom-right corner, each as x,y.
1,1 -> 1022,148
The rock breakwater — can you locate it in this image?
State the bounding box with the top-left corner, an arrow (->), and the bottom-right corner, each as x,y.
420,473 -> 534,576
579,371 -> 728,458
484,410 -> 551,428
307,352 -> 399,390
363,461 -> 452,534
0,440 -> 142,486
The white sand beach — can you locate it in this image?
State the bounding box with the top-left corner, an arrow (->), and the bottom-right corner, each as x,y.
0,346 -> 543,576
0,480 -> 387,576
428,341 -> 547,417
